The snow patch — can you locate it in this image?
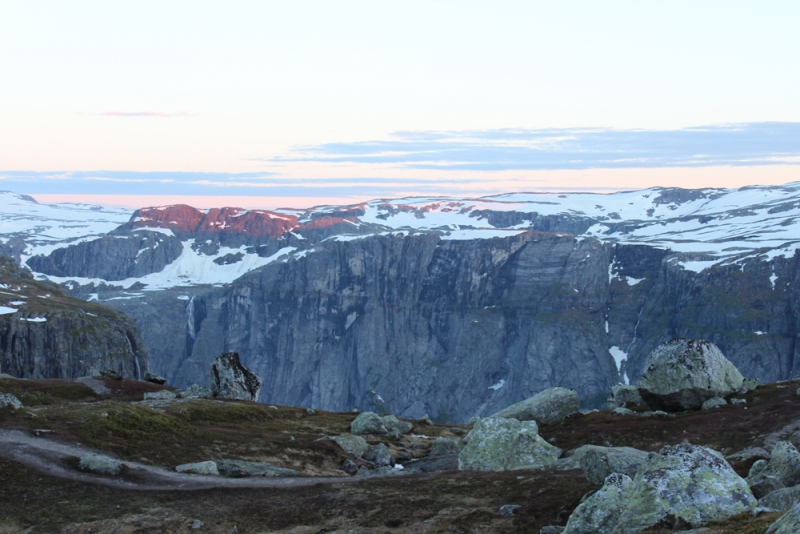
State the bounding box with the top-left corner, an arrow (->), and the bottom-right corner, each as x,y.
0,306 -> 18,315
22,317 -> 46,323
626,277 -> 645,286
770,272 -> 778,289
608,346 -> 630,385
489,379 -> 506,391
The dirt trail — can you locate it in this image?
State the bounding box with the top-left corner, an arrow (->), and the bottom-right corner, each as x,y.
0,429 -> 358,491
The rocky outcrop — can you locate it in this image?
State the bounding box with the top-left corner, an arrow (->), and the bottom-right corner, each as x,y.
637,339 -> 744,411
492,387 -> 580,424
747,441 -> 800,498
458,417 -> 561,471
0,256 -> 148,380
209,352 -> 262,401
564,444 -> 757,533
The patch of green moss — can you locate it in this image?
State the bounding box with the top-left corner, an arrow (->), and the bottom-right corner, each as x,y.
0,380 -> 96,405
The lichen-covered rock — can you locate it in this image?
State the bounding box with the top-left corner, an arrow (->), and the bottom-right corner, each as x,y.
209,352 -> 262,401
576,445 -> 649,486
382,415 -> 412,435
0,392 -> 23,410
363,443 -> 393,467
143,390 -> 176,401
747,441 -> 800,498
458,417 -> 560,471
726,447 -> 770,463
492,387 -> 580,425
606,385 -> 645,410
350,411 -> 388,435
329,435 -> 369,457
563,473 -> 636,534
215,459 -> 298,478
430,437 -> 464,457
176,460 -> 219,475
766,502 -> 800,534
178,384 -> 213,399
637,339 -> 744,412
759,485 -> 800,511
614,444 -> 757,531
701,397 -> 728,410
78,453 -> 124,475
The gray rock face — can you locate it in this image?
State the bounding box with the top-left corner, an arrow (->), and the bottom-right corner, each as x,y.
767,502 -> 800,534
0,393 -> 23,410
606,385 -> 645,410
637,339 -> 744,412
458,417 -> 561,471
747,441 -> 800,498
176,461 -> 219,475
565,444 -> 757,533
493,387 -> 580,425
329,435 -> 369,457
78,453 -> 124,475
215,459 -> 299,478
350,412 -> 388,435
575,445 -> 649,487
210,352 -> 262,401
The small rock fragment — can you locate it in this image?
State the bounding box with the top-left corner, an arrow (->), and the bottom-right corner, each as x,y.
78,453 -> 124,475
191,520 -> 204,530
498,504 -> 521,516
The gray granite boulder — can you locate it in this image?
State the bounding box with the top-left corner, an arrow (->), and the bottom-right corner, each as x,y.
576,445 -> 649,486
0,393 -> 23,410
563,473 -> 636,534
747,441 -> 800,498
767,502 -> 800,534
637,339 -> 744,412
363,443 -> 393,467
350,411 -> 388,435
759,485 -> 800,511
78,453 -> 124,475
382,415 -> 413,435
329,435 -> 369,457
492,387 -> 580,425
176,460 -> 219,475
606,385 -> 645,410
458,417 -> 560,471
215,459 -> 298,478
210,352 -> 262,401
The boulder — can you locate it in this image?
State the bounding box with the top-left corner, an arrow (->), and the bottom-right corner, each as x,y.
339,459 -> 358,475
429,437 -> 464,457
0,393 -> 23,410
144,371 -> 167,385
492,387 -> 580,425
143,390 -> 176,401
78,453 -> 124,475
329,435 -> 369,457
215,459 -> 298,478
350,412 -> 388,435
564,473 -> 636,534
759,485 -> 800,511
606,384 -> 646,410
210,352 -> 262,401
99,369 -> 123,380
575,445 -> 649,486
178,384 -> 213,399
363,443 -> 393,467
726,447 -> 770,463
747,441 -> 800,498
176,461 -> 219,475
766,502 -> 800,534
498,504 -> 522,517
458,417 -> 561,472
701,397 -> 728,410
382,415 -> 413,435
637,339 -> 744,412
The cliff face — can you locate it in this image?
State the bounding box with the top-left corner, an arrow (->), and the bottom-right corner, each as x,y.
0,257 -> 149,379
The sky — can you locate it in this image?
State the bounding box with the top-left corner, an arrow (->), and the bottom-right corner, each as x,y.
1,1 -> 799,209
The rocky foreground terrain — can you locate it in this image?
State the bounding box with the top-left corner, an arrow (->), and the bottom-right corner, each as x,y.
2,340 -> 800,533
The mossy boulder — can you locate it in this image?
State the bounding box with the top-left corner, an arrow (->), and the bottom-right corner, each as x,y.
381,415 -> 412,435
430,437 -> 464,457
492,387 -> 580,425
575,445 -> 649,487
759,484 -> 800,511
329,435 -> 369,457
767,502 -> 800,533
637,339 -> 744,412
563,473 -> 635,534
747,441 -> 800,498
458,417 -> 561,471
78,453 -> 124,476
350,411 -> 387,435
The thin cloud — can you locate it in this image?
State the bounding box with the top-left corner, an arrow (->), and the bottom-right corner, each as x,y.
96,111 -> 193,117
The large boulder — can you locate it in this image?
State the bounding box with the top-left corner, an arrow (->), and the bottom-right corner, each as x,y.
759,485 -> 800,511
350,412 -> 388,435
637,339 -> 744,411
363,443 -> 393,467
575,445 -> 649,487
382,415 -> 413,436
606,385 -> 645,410
564,444 -> 757,533
767,502 -> 800,534
209,352 -> 262,401
492,387 -> 580,425
747,441 -> 800,499
458,417 -> 561,471
328,435 -> 369,457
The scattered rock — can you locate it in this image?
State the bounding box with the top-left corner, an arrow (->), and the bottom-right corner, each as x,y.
701,397 -> 728,410
637,339 -> 744,412
176,461 -> 219,476
143,390 -> 176,401
328,435 -> 369,457
731,398 -> 747,405
492,387 -> 580,425
339,459 -> 358,476
209,352 -> 262,401
144,371 -> 166,385
458,417 -> 561,472
498,504 -> 521,516
191,520 -> 204,530
429,437 -> 464,457
363,443 -> 393,467
739,377 -> 759,394
0,392 -> 23,410
612,407 -> 674,418
766,502 -> 800,534
305,408 -> 316,415
606,384 -> 646,410
215,459 -> 298,478
267,405 -> 278,411
350,412 -> 388,435
575,445 -> 649,486
747,441 -> 800,498
99,368 -> 123,380
420,414 -> 434,425
178,384 -> 213,399
382,415 -> 413,435
78,453 -> 124,475
758,485 -> 800,511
